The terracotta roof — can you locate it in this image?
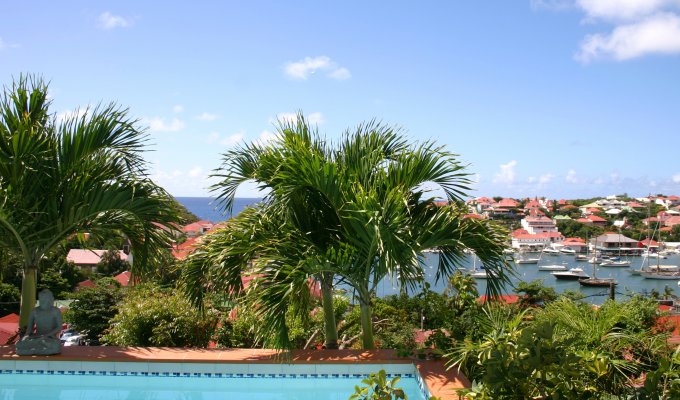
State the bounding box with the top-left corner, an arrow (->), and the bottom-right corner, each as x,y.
496,198 -> 519,207
171,236 -> 202,260
0,313 -> 19,323
560,204 -> 577,210
562,237 -> 585,244
76,279 -> 96,289
182,220 -> 214,233
477,295 -> 520,304
0,314 -> 19,345
576,218 -> 592,224
463,213 -> 483,219
639,238 -> 660,247
114,271 -> 132,287
67,249 -> 129,266
587,215 -> 607,222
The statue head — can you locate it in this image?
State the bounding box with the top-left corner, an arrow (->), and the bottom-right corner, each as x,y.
38,289 -> 55,309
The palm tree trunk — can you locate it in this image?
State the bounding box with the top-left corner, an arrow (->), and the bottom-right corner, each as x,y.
19,266 -> 37,330
320,273 -> 339,349
359,297 -> 375,350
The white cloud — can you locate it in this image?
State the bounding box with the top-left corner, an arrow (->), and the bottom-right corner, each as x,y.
221,132 -> 244,147
172,105 -> 184,113
576,0 -> 680,21
576,13 -> 680,62
147,117 -> 184,132
539,173 -> 554,184
188,166 -> 204,178
328,67 -> 351,80
196,112 -> 219,121
98,11 -> 132,30
284,56 -> 351,80
56,108 -> 89,123
565,169 -> 579,184
492,160 -> 517,184
673,173 -> 680,183
256,130 -> 279,145
275,112 -> 324,125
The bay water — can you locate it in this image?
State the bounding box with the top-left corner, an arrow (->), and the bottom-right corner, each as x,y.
176,197 -> 680,303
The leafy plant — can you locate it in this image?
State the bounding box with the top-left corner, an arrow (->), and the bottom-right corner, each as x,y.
349,370 -> 407,400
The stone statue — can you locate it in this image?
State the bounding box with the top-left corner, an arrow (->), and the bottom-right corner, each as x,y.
15,289 -> 62,356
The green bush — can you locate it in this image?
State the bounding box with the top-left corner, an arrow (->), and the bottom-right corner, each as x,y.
103,285 -> 217,347
63,278 -> 123,344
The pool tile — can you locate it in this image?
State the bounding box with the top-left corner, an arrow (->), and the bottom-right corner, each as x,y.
148,362 -> 182,374
181,362 -> 215,374
14,360 -> 48,371
248,364 -> 283,375
48,360 -> 81,372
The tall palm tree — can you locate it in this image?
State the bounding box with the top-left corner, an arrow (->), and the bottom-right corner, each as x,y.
185,113 -> 511,349
0,75 -> 181,329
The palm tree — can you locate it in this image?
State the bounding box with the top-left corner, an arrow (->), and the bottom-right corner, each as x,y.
0,75 -> 181,329
185,113 -> 511,349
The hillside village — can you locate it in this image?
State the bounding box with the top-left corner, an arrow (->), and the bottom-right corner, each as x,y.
463,194 -> 680,253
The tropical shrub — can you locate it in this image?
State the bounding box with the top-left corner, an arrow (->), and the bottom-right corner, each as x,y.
63,278 -> 123,344
104,285 -> 217,347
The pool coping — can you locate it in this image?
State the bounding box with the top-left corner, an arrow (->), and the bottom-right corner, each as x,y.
0,346 -> 469,399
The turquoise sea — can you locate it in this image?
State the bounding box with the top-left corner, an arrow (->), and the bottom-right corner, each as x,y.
176,197 -> 680,303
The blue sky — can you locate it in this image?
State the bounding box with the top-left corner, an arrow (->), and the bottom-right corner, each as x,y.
2,1 -> 679,199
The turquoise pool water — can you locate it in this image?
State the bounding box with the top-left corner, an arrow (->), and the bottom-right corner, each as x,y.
0,372 -> 427,400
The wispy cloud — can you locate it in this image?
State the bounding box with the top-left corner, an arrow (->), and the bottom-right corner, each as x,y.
576,0 -> 680,21
565,169 -> 579,184
195,112 -> 219,121
172,105 -> 184,113
576,12 -> 680,62
0,36 -> 19,50
673,173 -> 680,183
284,56 -> 351,80
98,11 -> 132,30
535,0 -> 680,62
147,117 -> 184,132
492,160 -> 517,184
222,132 -> 244,147
275,112 -> 325,125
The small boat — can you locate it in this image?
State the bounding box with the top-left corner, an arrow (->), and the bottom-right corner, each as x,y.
560,247 -> 576,255
599,260 -> 631,267
470,269 -> 498,279
538,264 -> 568,271
641,269 -> 680,280
552,268 -> 589,280
579,277 -> 617,287
575,254 -> 588,261
543,248 -> 560,256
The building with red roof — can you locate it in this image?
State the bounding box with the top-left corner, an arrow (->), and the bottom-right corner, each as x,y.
67,249 -> 131,272
0,313 -> 19,345
182,220 -> 215,238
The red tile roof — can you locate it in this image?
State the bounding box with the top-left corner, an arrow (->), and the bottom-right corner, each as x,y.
76,279 -> 96,289
587,215 -> 607,222
114,271 -> 132,286
0,314 -> 19,345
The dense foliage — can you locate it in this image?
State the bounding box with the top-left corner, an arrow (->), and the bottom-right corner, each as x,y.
103,285 -> 217,347
63,278 -> 123,344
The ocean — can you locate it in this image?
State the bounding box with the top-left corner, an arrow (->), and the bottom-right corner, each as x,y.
175,197 -> 262,222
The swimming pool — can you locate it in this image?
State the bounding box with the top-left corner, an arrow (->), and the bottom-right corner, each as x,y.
0,361 -> 431,400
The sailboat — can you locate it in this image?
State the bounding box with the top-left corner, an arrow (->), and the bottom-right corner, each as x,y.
469,254 -> 498,279
579,263 -> 617,287
515,249 -> 541,264
637,214 -> 680,279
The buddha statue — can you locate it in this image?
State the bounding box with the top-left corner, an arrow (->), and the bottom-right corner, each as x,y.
15,289 -> 62,356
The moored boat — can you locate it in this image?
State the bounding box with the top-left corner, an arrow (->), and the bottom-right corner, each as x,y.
599,260 -> 631,267
579,277 -> 617,287
538,264 -> 568,271
552,268 -> 589,280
